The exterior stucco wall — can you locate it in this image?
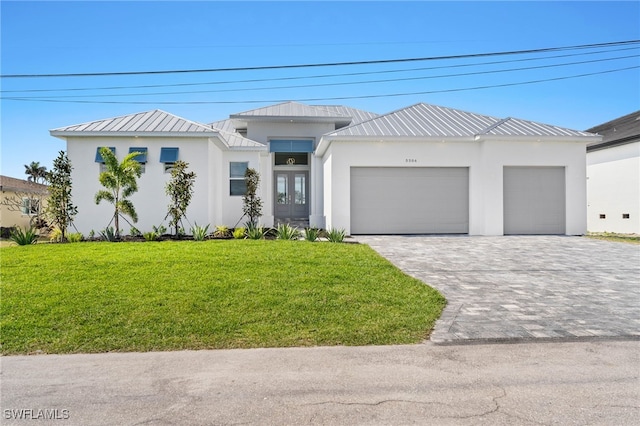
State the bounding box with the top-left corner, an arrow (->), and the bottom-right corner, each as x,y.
67,136 -> 215,235
587,141 -> 640,234
0,190 -> 47,229
322,138 -> 587,236
246,121 -> 335,145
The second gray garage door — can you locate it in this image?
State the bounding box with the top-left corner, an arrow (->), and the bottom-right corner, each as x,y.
350,167 -> 469,234
503,166 -> 566,235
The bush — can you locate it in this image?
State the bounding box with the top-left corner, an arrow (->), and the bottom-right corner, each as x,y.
143,231 -> 160,242
130,227 -> 142,237
326,228 -> 346,243
276,224 -> 300,240
304,228 -> 320,242
191,223 -> 210,241
67,233 -> 84,243
213,225 -> 231,238
9,227 -> 38,245
49,227 -> 63,243
232,227 -> 246,239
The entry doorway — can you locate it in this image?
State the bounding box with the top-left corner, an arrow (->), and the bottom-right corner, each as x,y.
274,171 -> 309,220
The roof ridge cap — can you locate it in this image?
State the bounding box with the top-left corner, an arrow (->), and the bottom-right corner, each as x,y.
477,117 -> 511,135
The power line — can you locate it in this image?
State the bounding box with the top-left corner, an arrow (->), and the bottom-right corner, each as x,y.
5,54 -> 637,100
4,66 -> 637,105
3,46 -> 637,94
2,40 -> 638,79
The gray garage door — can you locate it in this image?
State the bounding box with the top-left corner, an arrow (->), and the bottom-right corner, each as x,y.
503,166 -> 566,235
350,167 -> 469,234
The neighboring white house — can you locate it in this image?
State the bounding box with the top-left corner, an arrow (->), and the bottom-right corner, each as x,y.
50,101 -> 599,236
586,110 -> 640,234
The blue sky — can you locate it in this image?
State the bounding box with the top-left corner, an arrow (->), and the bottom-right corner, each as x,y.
1,1 -> 639,179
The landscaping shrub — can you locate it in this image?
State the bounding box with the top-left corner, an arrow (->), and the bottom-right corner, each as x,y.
9,227 -> 38,245
67,233 -> 84,243
326,228 -> 346,243
48,227 -> 63,243
99,227 -> 118,242
213,225 -> 231,238
304,227 -> 320,242
276,223 -> 300,240
232,227 -> 246,239
191,223 -> 210,241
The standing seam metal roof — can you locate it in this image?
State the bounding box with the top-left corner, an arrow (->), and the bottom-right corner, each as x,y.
326,103 -> 594,138
51,110 -> 215,134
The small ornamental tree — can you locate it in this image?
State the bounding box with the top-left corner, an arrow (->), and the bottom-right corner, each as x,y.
46,151 -> 77,241
94,147 -> 142,239
165,160 -> 196,236
242,168 -> 263,228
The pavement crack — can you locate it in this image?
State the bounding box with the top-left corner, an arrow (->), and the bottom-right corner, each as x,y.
306,399 -> 455,408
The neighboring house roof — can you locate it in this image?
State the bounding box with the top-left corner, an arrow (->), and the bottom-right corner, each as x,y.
586,110 -> 640,152
326,103 -> 596,139
0,175 -> 48,194
230,101 -> 379,125
50,110 -> 216,137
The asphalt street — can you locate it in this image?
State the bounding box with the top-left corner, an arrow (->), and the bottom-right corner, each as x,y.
2,341 -> 638,425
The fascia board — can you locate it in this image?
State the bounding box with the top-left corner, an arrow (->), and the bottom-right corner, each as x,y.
473,134 -> 603,144
49,131 -> 215,138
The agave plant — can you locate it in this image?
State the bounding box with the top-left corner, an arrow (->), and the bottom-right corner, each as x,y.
276,224 -> 301,240
99,227 -> 118,242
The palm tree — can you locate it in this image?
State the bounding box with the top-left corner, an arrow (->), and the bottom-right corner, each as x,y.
24,161 -> 47,184
94,147 -> 142,238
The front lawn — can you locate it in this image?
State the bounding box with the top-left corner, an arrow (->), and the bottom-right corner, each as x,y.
0,241 -> 445,354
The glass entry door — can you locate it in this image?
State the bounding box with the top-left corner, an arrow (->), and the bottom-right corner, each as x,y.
274,171 -> 309,219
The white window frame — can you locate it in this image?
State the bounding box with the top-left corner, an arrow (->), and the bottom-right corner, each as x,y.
230,162 -> 249,196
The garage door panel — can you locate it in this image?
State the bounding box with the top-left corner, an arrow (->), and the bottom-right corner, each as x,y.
503,167 -> 565,235
351,167 -> 469,234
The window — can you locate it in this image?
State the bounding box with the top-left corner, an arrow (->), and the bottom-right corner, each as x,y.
274,153 -> 308,166
129,147 -> 148,173
21,198 -> 40,215
160,147 -> 179,173
95,147 -> 115,173
623,213 -> 630,219
230,162 -> 248,196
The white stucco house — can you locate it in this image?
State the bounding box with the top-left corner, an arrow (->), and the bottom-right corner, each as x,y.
50,101 -> 599,236
586,110 -> 640,234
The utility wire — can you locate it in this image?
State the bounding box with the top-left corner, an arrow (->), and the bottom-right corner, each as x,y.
2,46 -> 637,94
2,40 -> 638,79
5,54 -> 637,100
4,66 -> 637,105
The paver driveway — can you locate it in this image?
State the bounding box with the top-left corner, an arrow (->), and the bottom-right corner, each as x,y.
357,236 -> 640,344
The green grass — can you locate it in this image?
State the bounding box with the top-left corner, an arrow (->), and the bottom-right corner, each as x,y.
0,241 -> 445,354
586,232 -> 640,244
